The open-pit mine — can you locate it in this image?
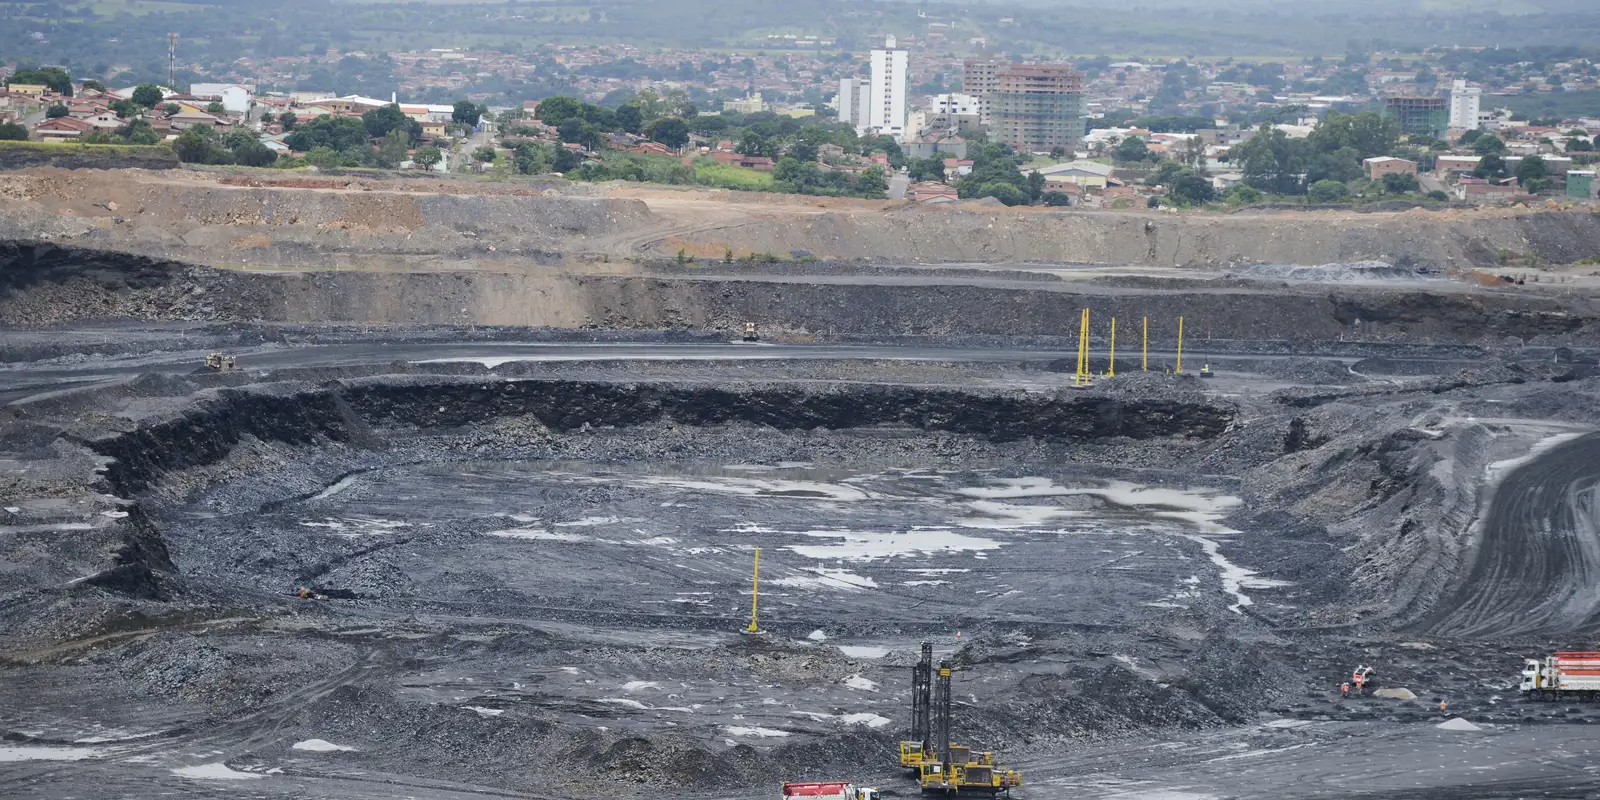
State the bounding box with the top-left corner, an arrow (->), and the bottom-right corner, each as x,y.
4,168 -> 1600,799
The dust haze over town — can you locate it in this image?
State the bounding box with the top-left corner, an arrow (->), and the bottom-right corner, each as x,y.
2,0 -> 1600,797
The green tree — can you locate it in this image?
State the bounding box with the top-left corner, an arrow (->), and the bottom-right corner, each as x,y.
1458,129 -> 1483,146
412,145 -> 443,170
119,120 -> 159,146
45,105 -> 69,119
304,146 -> 341,169
453,100 -> 485,127
907,157 -> 946,183
109,99 -> 139,118
374,128 -> 410,168
1223,184 -> 1263,205
9,67 -> 73,96
1025,170 -> 1046,204
131,83 -> 164,108
511,141 -> 549,174
866,135 -> 905,169
1115,135 -> 1150,162
856,165 -> 888,197
1235,124 -> 1306,194
363,103 -> 412,140
205,101 -> 226,114
974,182 -> 1026,206
649,117 -> 690,149
1514,155 -> 1548,185
1473,134 -> 1507,155
1474,153 -> 1508,180
614,104 -> 643,134
1381,171 -> 1420,193
1040,191 -> 1072,206
1307,179 -> 1348,202
535,96 -> 583,126
173,126 -> 231,164
1171,173 -> 1216,206
736,130 -> 776,158
279,111 -> 297,131
1307,110 -> 1399,161
473,145 -> 498,163
81,80 -> 105,93
0,123 -> 27,141
633,89 -> 667,121
232,139 -> 278,167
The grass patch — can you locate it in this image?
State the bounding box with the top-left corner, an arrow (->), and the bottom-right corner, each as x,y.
0,140 -> 173,156
692,158 -> 774,191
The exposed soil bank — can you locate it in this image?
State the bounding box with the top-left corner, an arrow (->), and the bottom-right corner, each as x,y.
2,167 -> 1598,267
4,242 -> 1596,344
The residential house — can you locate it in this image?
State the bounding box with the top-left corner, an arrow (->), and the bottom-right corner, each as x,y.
942,157 -> 973,176
31,115 -> 94,139
1435,155 -> 1482,176
1364,156 -> 1417,181
189,83 -> 254,114
708,151 -> 775,171
1454,177 -> 1521,200
6,84 -> 48,98
627,141 -> 673,156
908,181 -> 959,202
169,108 -> 224,130
421,120 -> 447,139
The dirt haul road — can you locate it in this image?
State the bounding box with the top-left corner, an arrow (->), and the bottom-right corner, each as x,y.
3,168 -> 1600,268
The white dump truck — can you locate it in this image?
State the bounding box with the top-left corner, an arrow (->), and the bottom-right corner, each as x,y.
1520,652 -> 1600,700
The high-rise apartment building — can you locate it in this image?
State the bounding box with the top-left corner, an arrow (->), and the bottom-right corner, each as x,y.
1383,95 -> 1449,140
868,37 -> 908,139
989,64 -> 1085,153
962,59 -> 1001,124
1449,79 -> 1481,131
837,77 -> 871,133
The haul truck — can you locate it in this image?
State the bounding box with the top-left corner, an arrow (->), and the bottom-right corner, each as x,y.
1520,652 -> 1600,701
782,782 -> 880,800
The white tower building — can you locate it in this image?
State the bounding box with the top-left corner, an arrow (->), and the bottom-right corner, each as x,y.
1449,79 -> 1481,131
838,77 -> 871,133
868,37 -> 908,140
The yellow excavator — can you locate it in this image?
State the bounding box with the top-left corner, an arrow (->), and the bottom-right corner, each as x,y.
204,353 -> 237,371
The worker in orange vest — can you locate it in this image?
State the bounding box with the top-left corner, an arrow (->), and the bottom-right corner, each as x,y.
1439,699 -> 1448,714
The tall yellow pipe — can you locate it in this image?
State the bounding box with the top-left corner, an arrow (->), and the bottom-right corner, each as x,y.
747,547 -> 761,633
1108,317 -> 1116,377
1142,317 -> 1148,371
1176,316 -> 1185,374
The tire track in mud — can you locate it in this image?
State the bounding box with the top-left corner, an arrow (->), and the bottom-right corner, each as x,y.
1421,432 -> 1600,639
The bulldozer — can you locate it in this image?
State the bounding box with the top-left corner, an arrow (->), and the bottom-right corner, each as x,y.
204,353 -> 237,371
743,322 -> 760,342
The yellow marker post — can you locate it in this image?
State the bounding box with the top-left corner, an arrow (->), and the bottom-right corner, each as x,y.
1108,317 -> 1116,377
1142,317 -> 1148,371
747,547 -> 761,633
1176,316 -> 1185,374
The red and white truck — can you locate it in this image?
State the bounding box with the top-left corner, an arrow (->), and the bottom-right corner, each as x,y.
1520,652 -> 1600,700
781,782 -> 880,800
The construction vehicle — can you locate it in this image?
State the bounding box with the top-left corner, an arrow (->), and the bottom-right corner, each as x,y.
204,353 -> 237,371
900,642 -> 934,772
1198,364 -> 1214,378
781,782 -> 880,800
1520,652 -> 1600,701
917,661 -> 1022,795
1351,665 -> 1376,693
743,322 -> 760,342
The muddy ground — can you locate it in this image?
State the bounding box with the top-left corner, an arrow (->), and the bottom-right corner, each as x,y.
4,322 -> 1600,799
